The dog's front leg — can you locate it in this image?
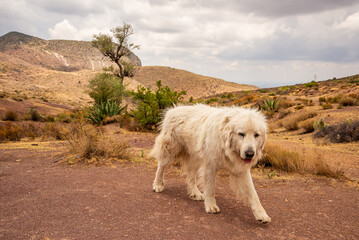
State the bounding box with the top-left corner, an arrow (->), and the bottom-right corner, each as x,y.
231,170 -> 271,223
203,165 -> 220,213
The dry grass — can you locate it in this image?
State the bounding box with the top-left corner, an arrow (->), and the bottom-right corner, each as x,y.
339,96 -> 358,106
2,111 -> 19,121
0,122 -> 46,141
0,122 -> 70,142
65,121 -> 131,165
299,119 -> 315,133
282,110 -> 318,131
0,122 -> 24,141
321,103 -> 333,109
41,122 -> 68,140
260,141 -> 344,178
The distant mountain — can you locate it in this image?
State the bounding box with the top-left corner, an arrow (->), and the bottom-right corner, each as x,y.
0,31 -> 141,72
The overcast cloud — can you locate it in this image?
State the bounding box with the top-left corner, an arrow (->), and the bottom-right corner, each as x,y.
1,0 -> 359,87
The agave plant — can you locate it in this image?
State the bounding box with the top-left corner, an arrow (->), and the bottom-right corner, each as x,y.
86,100 -> 126,125
262,98 -> 279,111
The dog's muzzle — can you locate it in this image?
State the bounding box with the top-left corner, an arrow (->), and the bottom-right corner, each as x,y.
243,149 -> 255,163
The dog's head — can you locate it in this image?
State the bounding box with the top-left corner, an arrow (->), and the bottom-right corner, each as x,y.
222,109 -> 267,167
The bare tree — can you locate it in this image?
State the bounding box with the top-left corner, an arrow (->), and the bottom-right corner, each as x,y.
92,23 -> 140,83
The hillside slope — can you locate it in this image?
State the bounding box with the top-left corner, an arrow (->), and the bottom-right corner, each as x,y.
133,66 -> 258,99
0,31 -> 141,72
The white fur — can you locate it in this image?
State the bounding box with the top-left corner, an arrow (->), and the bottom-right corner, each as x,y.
151,104 -> 271,223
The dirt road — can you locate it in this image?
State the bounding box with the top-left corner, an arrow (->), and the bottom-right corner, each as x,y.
1,144 -> 359,240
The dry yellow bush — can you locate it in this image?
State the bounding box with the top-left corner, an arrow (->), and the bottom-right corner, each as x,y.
65,121 -> 131,165
260,141 -> 344,178
282,110 -> 318,131
299,119 -> 315,133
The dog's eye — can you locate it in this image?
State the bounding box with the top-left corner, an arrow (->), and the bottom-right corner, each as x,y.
254,133 -> 260,138
239,133 -> 245,137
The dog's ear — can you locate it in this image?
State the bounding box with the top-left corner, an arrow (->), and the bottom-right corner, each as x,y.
222,116 -> 233,148
259,129 -> 267,151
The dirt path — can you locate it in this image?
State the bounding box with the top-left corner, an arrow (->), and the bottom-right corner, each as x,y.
1,144 -> 359,240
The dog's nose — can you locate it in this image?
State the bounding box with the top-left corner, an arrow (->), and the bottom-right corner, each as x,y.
245,150 -> 255,159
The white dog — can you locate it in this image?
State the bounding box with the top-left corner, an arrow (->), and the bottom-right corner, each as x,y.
151,104 -> 271,223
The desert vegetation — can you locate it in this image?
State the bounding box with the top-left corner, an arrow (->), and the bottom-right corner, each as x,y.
260,141 -> 344,179
92,23 -> 140,81
65,120 -> 131,165
1,75 -> 359,177
313,120 -> 359,143
131,80 -> 186,130
1,26 -> 358,180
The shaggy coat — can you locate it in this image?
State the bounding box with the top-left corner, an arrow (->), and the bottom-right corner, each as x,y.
151,104 -> 271,223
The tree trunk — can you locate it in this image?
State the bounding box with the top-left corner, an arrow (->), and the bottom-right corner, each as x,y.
115,60 -> 124,85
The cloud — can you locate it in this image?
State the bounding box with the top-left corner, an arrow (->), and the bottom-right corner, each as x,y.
49,19 -> 78,39
336,11 -> 359,31
1,0 -> 359,87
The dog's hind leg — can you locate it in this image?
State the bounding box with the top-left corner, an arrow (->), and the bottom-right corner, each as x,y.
186,163 -> 204,201
151,132 -> 180,193
153,161 -> 166,192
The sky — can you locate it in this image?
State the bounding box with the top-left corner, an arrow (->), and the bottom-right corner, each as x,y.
1,0 -> 359,88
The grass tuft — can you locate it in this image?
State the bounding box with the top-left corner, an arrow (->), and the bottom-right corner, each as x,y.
64,121 -> 131,165
282,110 -> 318,131
259,141 -> 344,178
2,111 -> 19,121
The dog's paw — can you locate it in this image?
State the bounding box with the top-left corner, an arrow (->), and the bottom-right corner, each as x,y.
152,183 -> 164,193
205,204 -> 221,214
255,213 -> 271,224
189,192 -> 204,201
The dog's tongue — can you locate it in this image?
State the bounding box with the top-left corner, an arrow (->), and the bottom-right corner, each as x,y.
243,159 -> 252,163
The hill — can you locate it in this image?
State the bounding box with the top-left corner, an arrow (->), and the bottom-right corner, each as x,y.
0,31 -> 141,72
0,31 -> 258,108
132,66 -> 258,99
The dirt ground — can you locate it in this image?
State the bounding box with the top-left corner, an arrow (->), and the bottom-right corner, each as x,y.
1,138 -> 359,240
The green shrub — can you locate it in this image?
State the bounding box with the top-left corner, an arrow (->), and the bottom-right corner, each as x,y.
121,61 -> 136,77
205,98 -> 218,104
304,81 -> 318,88
313,119 -> 326,131
88,73 -> 125,104
22,108 -> 43,122
131,80 -> 186,130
